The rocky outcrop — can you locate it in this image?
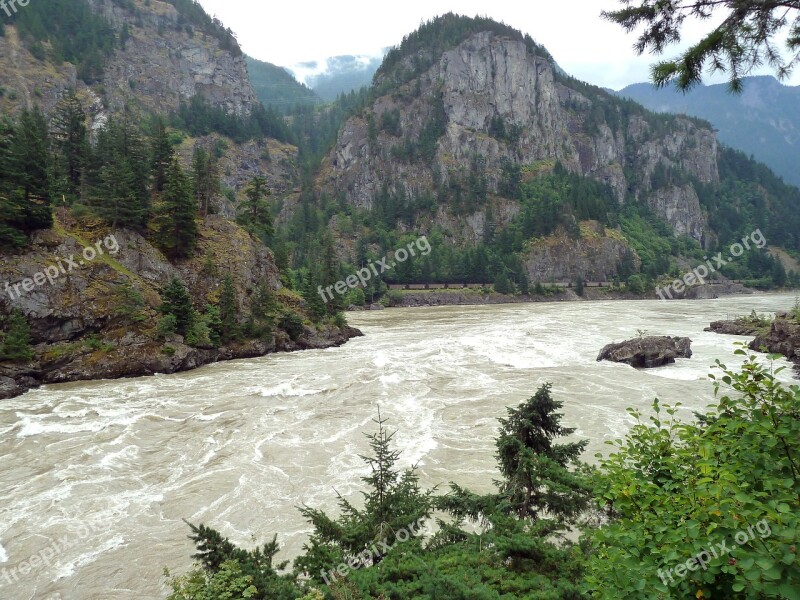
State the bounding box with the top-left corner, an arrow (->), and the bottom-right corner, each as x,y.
705,320 -> 767,336
750,312 -> 800,372
524,223 -> 639,283
597,336 -> 693,368
0,324 -> 363,400
0,214 -> 361,400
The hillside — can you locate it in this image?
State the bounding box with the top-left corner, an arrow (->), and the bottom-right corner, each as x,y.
0,0 -> 358,399
618,76 -> 800,187
305,14 -> 799,294
246,56 -> 321,109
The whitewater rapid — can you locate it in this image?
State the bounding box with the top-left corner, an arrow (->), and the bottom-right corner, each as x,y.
0,294 -> 795,599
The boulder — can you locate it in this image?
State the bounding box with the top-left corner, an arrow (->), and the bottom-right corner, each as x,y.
597,336 -> 692,368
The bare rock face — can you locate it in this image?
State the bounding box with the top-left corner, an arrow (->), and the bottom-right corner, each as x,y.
323,30 -> 718,261
597,336 -> 693,368
524,224 -> 640,283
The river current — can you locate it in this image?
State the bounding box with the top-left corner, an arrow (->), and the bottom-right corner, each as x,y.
0,293 -> 796,599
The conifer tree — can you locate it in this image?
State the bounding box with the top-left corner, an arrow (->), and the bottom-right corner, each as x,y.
3,108 -> 52,237
150,118 -> 174,194
0,309 -> 34,362
50,91 -> 88,200
296,413 -> 432,581
159,277 -> 195,336
86,113 -> 150,229
152,158 -> 198,258
301,271 -> 326,322
218,275 -> 239,343
192,146 -> 220,217
238,175 -> 274,243
495,383 -> 591,522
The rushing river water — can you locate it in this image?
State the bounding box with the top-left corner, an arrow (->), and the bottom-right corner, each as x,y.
0,293 -> 797,599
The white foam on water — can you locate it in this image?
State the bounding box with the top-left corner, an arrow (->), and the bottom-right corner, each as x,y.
0,542 -> 8,563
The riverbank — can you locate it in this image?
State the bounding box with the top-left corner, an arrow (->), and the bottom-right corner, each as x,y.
705,309 -> 800,375
0,324 -> 363,400
353,281 -> 756,309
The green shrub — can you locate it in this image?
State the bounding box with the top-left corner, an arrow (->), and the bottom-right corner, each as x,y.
586,352 -> 800,597
156,314 -> 178,340
278,310 -> 304,341
0,309 -> 34,361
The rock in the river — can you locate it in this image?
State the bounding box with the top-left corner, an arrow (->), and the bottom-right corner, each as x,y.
597,336 -> 692,368
705,320 -> 765,336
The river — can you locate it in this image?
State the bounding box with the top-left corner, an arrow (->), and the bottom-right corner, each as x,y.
0,293 -> 796,599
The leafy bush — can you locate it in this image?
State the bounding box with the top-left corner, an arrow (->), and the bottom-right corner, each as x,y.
586,351 -> 800,598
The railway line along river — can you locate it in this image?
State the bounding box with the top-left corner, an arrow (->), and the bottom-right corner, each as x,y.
0,293 -> 796,599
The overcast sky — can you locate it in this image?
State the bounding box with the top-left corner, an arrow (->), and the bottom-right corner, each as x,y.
196,0 -> 800,90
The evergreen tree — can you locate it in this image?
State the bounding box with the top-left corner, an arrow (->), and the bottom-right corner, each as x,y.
0,309 -> 34,362
86,112 -> 150,229
159,277 -> 195,336
50,91 -> 88,200
238,176 -> 274,243
295,413 -> 432,581
301,271 -> 326,322
150,118 -> 174,194
2,108 -> 53,235
0,118 -> 31,249
152,158 -> 198,258
496,383 -> 591,522
218,275 -> 239,343
604,0 -> 800,91
192,146 -> 219,217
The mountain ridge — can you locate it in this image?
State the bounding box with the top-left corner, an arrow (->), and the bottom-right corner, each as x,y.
617,76 -> 800,187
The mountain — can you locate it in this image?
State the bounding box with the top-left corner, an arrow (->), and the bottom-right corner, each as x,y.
618,76 -> 800,187
288,54 -> 384,101
0,0 -> 357,399
245,56 -> 322,109
312,14 -> 799,290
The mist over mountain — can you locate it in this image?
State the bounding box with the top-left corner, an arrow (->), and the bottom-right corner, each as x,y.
618,76 -> 800,187
287,53 -> 384,101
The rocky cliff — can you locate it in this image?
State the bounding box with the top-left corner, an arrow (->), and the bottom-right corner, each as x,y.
323,30 -> 717,259
0,0 -> 257,121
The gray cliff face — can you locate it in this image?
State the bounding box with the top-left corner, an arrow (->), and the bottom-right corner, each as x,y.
95,0 -> 257,117
325,31 -> 719,247
0,0 -> 257,119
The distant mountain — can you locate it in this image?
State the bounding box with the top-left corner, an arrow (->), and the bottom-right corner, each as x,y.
245,56 -> 321,109
617,77 -> 800,187
287,54 -> 384,101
